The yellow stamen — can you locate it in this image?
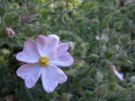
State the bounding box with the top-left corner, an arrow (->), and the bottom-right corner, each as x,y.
39,57 -> 48,67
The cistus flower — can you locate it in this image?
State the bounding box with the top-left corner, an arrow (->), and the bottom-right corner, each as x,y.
16,34 -> 74,93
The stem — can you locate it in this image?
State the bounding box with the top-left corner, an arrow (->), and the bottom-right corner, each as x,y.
25,87 -> 34,101
43,0 -> 57,8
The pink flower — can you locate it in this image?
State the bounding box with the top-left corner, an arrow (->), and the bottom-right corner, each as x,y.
16,34 -> 74,93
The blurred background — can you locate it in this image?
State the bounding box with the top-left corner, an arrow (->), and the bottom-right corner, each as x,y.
0,0 -> 135,101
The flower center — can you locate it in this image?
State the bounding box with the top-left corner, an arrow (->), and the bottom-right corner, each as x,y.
39,57 -> 48,67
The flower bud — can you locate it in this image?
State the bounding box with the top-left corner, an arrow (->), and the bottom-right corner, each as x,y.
5,27 -> 16,38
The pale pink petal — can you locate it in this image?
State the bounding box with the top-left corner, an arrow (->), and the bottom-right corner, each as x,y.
16,64 -> 42,88
57,43 -> 69,55
47,34 -> 59,56
16,39 -> 39,63
36,35 -> 48,56
48,43 -> 69,60
36,34 -> 59,57
41,65 -> 67,93
47,34 -> 59,44
114,70 -> 124,81
50,52 -> 74,67
110,65 -> 124,81
49,43 -> 73,67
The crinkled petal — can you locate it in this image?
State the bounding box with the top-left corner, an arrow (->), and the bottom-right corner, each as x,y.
36,34 -> 59,57
41,65 -> 67,93
36,35 -> 48,56
16,64 -> 42,88
114,70 -> 124,81
49,43 -> 73,67
50,52 -> 73,67
48,43 -> 69,60
111,65 -> 124,81
16,39 -> 39,63
57,43 -> 69,55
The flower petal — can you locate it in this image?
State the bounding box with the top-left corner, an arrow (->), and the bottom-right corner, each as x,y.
110,65 -> 124,81
16,64 -> 41,88
36,34 -> 59,57
16,39 -> 39,63
114,70 -> 124,81
41,65 -> 67,93
57,43 -> 69,55
49,43 -> 73,67
50,52 -> 74,67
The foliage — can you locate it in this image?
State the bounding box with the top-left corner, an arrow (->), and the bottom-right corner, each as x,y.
0,0 -> 135,101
